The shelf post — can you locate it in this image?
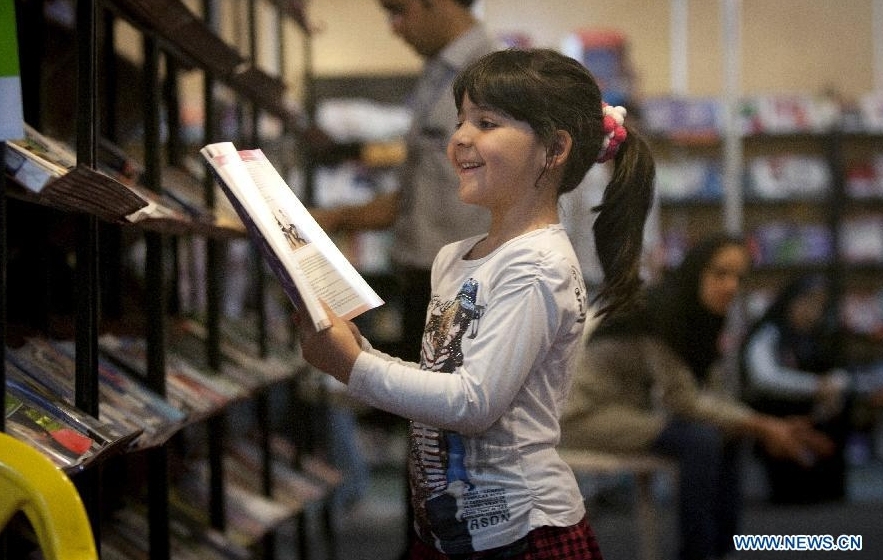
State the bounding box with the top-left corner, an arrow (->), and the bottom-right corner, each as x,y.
720,0 -> 743,236
670,0 -> 688,96
74,1 -> 103,552
141,31 -> 172,560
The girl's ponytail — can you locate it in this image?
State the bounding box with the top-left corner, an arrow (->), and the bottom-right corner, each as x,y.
591,123 -> 655,317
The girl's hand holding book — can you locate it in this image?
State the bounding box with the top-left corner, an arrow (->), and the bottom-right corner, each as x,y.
295,299 -> 363,384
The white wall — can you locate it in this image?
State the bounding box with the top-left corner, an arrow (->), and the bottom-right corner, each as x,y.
307,0 -> 878,100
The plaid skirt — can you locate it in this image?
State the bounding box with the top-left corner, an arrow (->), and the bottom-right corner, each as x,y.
407,516 -> 604,560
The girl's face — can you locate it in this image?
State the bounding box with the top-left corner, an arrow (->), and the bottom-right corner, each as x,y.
698,244 -> 750,316
447,95 -> 549,211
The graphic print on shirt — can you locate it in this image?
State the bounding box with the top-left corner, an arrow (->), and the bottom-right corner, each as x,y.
411,278 -> 505,554
571,265 -> 588,323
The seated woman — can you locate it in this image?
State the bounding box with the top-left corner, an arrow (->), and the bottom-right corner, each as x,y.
740,274 -> 883,504
560,233 -> 833,560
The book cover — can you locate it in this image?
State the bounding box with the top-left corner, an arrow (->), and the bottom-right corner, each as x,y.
3,123 -> 74,192
5,359 -> 141,454
97,333 -> 247,421
200,142 -> 383,331
4,390 -> 98,470
174,318 -> 295,387
7,337 -> 187,449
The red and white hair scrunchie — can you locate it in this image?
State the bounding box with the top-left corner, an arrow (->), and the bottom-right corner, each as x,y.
596,102 -> 628,163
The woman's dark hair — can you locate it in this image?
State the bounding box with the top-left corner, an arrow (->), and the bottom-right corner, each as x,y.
452,48 -> 656,316
594,232 -> 747,381
651,232 -> 746,380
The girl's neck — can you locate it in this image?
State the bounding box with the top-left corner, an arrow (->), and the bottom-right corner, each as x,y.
466,205 -> 559,260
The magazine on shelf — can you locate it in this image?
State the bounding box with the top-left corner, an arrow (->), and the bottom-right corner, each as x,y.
4,389 -> 98,470
200,142 -> 384,331
227,437 -> 330,507
6,337 -> 187,449
3,123 -> 74,192
172,459 -> 296,549
2,124 -> 152,221
104,500 -> 252,560
166,322 -> 264,393
4,358 -> 142,470
96,333 -> 247,421
173,318 -> 295,387
6,359 -> 140,451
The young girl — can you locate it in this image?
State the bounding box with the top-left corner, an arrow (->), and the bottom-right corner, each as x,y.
298,48 -> 656,559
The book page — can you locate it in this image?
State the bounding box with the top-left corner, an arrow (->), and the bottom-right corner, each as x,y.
201,142 -> 383,331
237,148 -> 383,320
202,142 -> 328,330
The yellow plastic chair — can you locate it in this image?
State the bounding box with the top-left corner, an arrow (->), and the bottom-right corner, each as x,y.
0,431 -> 99,560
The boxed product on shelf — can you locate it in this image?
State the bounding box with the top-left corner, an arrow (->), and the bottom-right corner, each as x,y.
738,93 -> 840,135
747,222 -> 834,266
654,158 -> 723,201
839,216 -> 883,263
746,154 -> 831,200
859,91 -> 883,132
846,155 -> 883,199
640,96 -> 722,138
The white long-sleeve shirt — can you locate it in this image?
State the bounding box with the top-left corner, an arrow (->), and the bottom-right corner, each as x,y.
347,225 -> 588,554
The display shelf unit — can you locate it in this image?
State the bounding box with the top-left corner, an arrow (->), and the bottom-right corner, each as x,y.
647,101 -> 883,369
3,1 -> 341,559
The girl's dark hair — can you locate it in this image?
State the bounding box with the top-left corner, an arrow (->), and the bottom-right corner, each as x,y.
452,48 -> 655,316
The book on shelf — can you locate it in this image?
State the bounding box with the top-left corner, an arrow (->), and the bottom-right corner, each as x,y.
3,123 -> 75,191
227,437 -> 331,508
166,323 -> 266,393
201,142 -> 384,331
4,359 -> 140,471
6,337 -> 187,449
2,123 -> 149,221
104,500 -> 252,560
267,432 -> 343,489
96,333 -> 247,422
174,317 -> 296,387
171,459 -> 297,549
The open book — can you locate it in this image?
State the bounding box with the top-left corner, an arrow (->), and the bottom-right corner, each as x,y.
201,142 -> 383,330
